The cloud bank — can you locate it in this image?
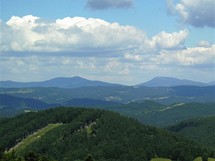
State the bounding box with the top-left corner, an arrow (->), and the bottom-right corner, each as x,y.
1,15 -> 214,84
167,0 -> 215,28
1,15 -> 143,53
0,15 -> 188,54
86,0 -> 133,10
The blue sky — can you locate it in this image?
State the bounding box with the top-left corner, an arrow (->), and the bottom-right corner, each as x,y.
0,0 -> 214,85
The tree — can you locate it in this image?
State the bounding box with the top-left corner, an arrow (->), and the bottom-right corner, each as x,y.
0,147 -> 3,159
24,152 -> 39,161
202,153 -> 208,161
84,154 -> 94,161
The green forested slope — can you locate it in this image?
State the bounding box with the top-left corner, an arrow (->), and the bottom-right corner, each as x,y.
0,108 -> 214,161
168,116 -> 215,149
107,101 -> 215,127
1,92 -> 215,129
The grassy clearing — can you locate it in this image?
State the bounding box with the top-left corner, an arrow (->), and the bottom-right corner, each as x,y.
194,157 -> 202,161
151,158 -> 171,161
151,157 -> 215,161
8,123 -> 63,153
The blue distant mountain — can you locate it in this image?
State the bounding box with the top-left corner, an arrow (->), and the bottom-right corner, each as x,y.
0,76 -> 123,88
137,77 -> 214,87
0,76 -> 214,88
0,94 -> 56,117
208,81 -> 215,86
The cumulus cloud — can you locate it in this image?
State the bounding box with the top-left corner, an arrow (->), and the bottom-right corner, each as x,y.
167,0 -> 215,28
1,15 -> 188,55
197,40 -> 211,47
149,29 -> 188,49
0,15 -> 144,53
86,0 -> 133,10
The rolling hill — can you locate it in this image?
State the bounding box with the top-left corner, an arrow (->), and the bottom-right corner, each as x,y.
62,98 -> 118,107
105,101 -> 215,127
0,108 -> 214,161
0,94 -> 55,117
1,85 -> 215,105
1,91 -> 215,129
168,116 -> 215,150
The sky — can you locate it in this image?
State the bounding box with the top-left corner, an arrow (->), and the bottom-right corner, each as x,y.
0,0 -> 215,85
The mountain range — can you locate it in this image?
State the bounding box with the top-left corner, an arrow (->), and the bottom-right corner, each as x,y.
0,76 -> 214,88
0,76 -> 122,88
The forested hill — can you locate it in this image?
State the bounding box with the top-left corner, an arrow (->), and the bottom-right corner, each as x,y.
0,94 -> 55,117
168,116 -> 215,150
0,108 -> 214,161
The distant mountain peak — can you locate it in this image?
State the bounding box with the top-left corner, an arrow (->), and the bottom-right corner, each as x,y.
0,76 -> 123,88
138,77 -> 208,87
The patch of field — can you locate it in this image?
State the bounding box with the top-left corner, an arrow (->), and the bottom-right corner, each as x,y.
151,157 -> 215,161
159,103 -> 185,112
151,158 -> 171,161
8,123 -> 63,153
194,157 -> 202,161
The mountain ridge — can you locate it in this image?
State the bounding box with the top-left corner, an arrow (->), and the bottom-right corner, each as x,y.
1,76 -> 214,88
0,76 -> 123,88
137,76 -> 215,87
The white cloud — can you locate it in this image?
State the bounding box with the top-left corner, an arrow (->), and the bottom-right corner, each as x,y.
0,15 -> 144,53
86,0 -> 133,10
6,15 -> 40,28
1,16 -> 43,52
157,45 -> 215,66
1,15 -> 214,84
167,0 -> 215,28
1,45 -> 214,84
149,29 -> 188,49
197,40 -> 211,47
124,53 -> 143,61
1,15 -> 188,56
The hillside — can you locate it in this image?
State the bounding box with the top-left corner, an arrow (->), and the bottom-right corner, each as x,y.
0,93 -> 118,117
62,98 -> 118,107
0,94 -> 55,117
168,116 -> 215,149
0,108 -> 214,161
1,85 -> 215,105
105,101 -> 215,127
1,92 -> 215,128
